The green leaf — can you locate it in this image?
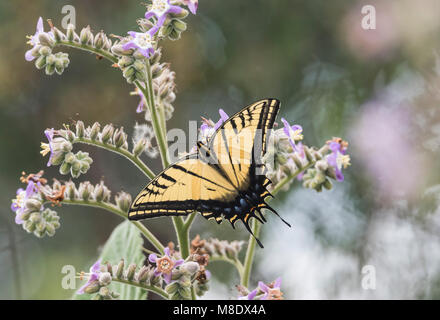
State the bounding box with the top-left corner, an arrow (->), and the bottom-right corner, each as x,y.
72,220 -> 147,300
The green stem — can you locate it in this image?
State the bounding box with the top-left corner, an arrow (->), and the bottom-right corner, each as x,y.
135,62 -> 170,168
74,137 -> 155,180
183,212 -> 197,232
210,256 -> 244,278
240,145 -> 330,287
58,40 -> 118,64
60,199 -> 165,255
158,100 -> 168,143
112,277 -> 169,299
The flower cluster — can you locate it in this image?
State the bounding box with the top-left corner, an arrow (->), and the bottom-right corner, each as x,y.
238,277 -> 283,300
77,259 -> 162,300
191,235 -> 245,262
11,171 -> 60,237
40,127 -> 93,178
301,137 -> 351,192
263,119 -> 351,192
25,18 -> 115,76
25,17 -> 70,76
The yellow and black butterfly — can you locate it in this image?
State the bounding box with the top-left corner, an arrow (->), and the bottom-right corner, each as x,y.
128,98 -> 290,247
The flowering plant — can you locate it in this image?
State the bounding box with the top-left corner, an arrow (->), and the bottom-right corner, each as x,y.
15,1 -> 350,300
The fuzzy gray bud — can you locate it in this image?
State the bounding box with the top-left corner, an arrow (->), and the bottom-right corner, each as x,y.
89,122 -> 100,140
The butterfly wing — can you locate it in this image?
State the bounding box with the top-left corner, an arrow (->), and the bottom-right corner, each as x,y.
128,154 -> 239,221
208,98 -> 280,186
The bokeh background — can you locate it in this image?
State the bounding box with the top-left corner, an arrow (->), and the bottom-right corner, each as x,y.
2,0 -> 440,299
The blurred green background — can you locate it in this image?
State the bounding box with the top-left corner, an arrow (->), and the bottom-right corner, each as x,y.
2,0 -> 440,299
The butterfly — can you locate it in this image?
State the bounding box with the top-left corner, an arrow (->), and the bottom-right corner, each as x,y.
128,98 -> 290,248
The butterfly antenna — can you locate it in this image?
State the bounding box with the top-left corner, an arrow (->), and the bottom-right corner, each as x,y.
262,203 -> 291,227
243,220 -> 264,248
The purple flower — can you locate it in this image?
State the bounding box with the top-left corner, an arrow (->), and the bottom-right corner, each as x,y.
40,128 -> 55,166
11,188 -> 27,225
25,17 -> 52,61
77,259 -> 102,294
196,109 -> 229,150
326,140 -> 350,182
145,0 -> 184,34
11,182 -> 40,225
239,288 -> 258,300
182,0 -> 198,14
149,247 -> 184,284
214,109 -> 229,130
122,31 -> 156,58
131,87 -> 146,113
258,277 -> 283,300
281,118 -> 304,157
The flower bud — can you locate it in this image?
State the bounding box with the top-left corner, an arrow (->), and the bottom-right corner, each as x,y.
315,160 -> 329,172
59,162 -> 71,175
52,27 -> 66,42
122,66 -> 135,79
94,31 -> 105,49
25,199 -> 42,212
66,24 -> 77,42
137,265 -> 150,282
225,246 -> 238,260
29,212 -> 41,224
101,124 -> 114,144
45,223 -> 56,237
90,122 -> 101,140
115,259 -> 124,279
111,43 -> 133,56
63,152 -> 75,164
304,147 -> 314,162
165,282 -> 179,294
125,263 -> 137,281
94,184 -> 104,202
39,46 -> 52,56
38,33 -> 55,47
291,154 -> 303,168
80,26 -> 93,45
34,56 -> 46,69
76,121 -> 85,138
98,272 -> 112,286
24,220 -> 35,233
117,56 -> 134,68
180,262 -> 200,275
98,286 -> 110,298
113,128 -> 127,148
65,181 -> 76,199
115,192 -> 131,212
150,48 -> 162,65
133,138 -> 147,157
84,280 -> 100,294
70,160 -> 82,178
323,179 -> 333,190
45,63 -> 56,75
78,182 -> 92,201
173,19 -> 187,32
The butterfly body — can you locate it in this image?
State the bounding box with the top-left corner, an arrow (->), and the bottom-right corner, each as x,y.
128,98 -> 290,247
